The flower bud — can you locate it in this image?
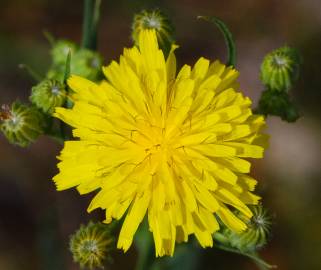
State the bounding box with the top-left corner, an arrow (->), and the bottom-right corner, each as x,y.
30,79 -> 66,114
51,40 -> 77,66
0,102 -> 46,147
222,205 -> 272,252
47,49 -> 103,82
70,222 -> 114,269
132,9 -> 175,56
256,89 -> 300,122
260,46 -> 301,92
70,49 -> 103,81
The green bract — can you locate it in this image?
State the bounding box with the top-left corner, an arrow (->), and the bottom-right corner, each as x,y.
30,79 -> 66,114
260,46 -> 301,92
0,102 -> 46,147
257,89 -> 300,122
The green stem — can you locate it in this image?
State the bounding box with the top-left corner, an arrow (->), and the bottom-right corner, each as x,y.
135,219 -> 155,270
81,0 -> 101,50
213,232 -> 230,246
18,64 -> 42,82
46,126 -> 65,145
216,244 -> 277,269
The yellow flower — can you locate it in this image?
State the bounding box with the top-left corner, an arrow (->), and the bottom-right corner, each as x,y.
53,30 -> 268,257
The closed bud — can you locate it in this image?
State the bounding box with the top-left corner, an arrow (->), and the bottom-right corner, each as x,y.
47,49 -> 103,82
260,46 -> 301,92
70,222 -> 114,269
132,9 -> 175,56
30,79 -> 66,114
0,102 -> 46,147
222,205 -> 272,252
70,49 -> 103,81
51,40 -> 77,66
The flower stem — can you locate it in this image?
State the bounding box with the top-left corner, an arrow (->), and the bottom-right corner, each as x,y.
81,0 -> 101,50
18,64 -> 42,82
135,218 -> 155,270
216,244 -> 277,269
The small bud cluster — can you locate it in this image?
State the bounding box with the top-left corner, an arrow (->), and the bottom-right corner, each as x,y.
70,222 -> 114,269
132,9 -> 175,56
257,46 -> 302,122
0,102 -> 47,147
1,34 -> 105,147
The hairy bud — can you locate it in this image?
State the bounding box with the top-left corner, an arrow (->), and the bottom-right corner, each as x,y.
0,102 -> 46,147
260,46 -> 301,92
30,79 -> 66,114
70,222 -> 114,269
132,9 -> 175,56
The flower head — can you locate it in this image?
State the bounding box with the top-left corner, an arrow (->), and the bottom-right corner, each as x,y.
70,222 -> 114,269
54,30 -> 268,256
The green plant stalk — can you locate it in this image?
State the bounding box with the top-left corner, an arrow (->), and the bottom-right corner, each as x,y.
82,0 -> 101,50
216,244 -> 277,269
18,64 -> 42,82
135,219 -> 155,270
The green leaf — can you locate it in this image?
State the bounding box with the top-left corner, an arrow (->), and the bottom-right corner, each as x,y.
43,30 -> 55,46
198,16 -> 236,67
63,50 -> 71,84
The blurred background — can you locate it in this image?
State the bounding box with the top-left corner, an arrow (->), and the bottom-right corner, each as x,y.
0,0 -> 320,269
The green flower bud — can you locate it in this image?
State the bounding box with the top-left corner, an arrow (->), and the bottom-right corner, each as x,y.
256,89 -> 300,122
0,102 -> 46,147
30,79 -> 66,114
222,205 -> 272,252
51,40 -> 77,66
71,49 -> 103,81
132,9 -> 175,56
47,49 -> 103,82
70,222 -> 114,269
260,46 -> 301,92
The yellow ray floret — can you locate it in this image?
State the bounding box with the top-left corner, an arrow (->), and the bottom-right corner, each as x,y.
53,29 -> 268,257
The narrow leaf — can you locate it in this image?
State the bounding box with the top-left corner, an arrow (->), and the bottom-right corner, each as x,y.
198,16 -> 236,67
63,50 -> 71,84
